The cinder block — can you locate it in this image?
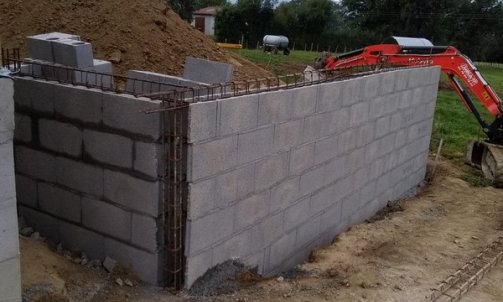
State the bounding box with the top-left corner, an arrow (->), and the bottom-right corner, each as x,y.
268,231 -> 296,269
309,185 -> 335,216
349,101 -> 369,127
15,146 -> 56,182
82,197 -> 131,241
274,119 -> 303,151
104,237 -> 161,285
0,142 -> 15,201
359,180 -> 377,205
132,214 -> 158,252
134,141 -> 162,178
15,174 -> 37,207
290,86 -> 317,118
407,68 -> 424,88
395,69 -> 410,91
237,126 -> 273,165
126,70 -> 209,96
323,155 -> 348,186
250,212 -> 283,254
55,157 -> 103,196
102,93 -> 162,140
39,119 -> 82,157
411,87 -> 425,107
399,89 -> 412,109
188,179 -> 217,220
243,249 -> 265,275
14,113 -> 31,143
380,71 -> 396,96
0,78 -> 14,144
59,219 -> 105,259
0,256 -> 21,302
341,78 -> 361,107
236,163 -> 255,200
299,165 -> 325,197
362,74 -> 381,100
347,147 -> 365,175
270,176 -> 299,212
219,94 -> 259,136
54,84 -> 103,124
377,133 -> 396,157
340,189 -> 361,220
234,191 -> 270,230
18,205 -> 59,242
336,128 -> 356,155
185,248 -> 213,288
38,183 -> 81,223
289,143 -> 314,176
0,200 -> 19,261
329,107 -> 351,135
104,170 -> 159,216
26,32 -> 80,62
356,123 -> 375,148
14,78 -> 55,113
186,206 -> 235,255
389,111 -> 402,132
332,175 -> 354,202
320,197 -> 343,231
83,129 -> 132,168
303,112 -> 328,143
375,116 -> 390,139
296,215 -> 321,248
317,81 -> 343,113
52,39 -> 94,68
188,101 -> 217,143
313,135 -> 338,165
183,56 -> 234,84
257,90 -> 292,125
255,152 -> 289,191
212,229 -> 252,265
189,135 -> 238,181
73,59 -> 114,89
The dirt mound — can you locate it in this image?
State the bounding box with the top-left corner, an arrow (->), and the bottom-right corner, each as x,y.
0,0 -> 272,81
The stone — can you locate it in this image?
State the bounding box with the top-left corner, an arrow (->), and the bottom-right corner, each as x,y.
103,256 -> 117,273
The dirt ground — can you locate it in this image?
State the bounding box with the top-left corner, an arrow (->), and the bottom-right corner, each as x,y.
0,0 -> 273,81
18,158 -> 503,302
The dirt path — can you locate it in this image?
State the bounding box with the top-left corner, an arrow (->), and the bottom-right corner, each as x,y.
20,160 -> 503,301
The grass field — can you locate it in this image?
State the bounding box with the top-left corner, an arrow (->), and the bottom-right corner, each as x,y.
231,49 -> 503,161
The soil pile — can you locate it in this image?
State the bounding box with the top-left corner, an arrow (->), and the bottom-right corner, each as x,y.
0,0 -> 272,80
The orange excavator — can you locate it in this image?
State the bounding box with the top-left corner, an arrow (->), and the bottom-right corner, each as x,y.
310,37 -> 503,186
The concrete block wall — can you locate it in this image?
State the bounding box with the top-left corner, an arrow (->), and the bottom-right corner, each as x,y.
184,66 -> 441,287
13,77 -> 164,284
0,77 -> 22,302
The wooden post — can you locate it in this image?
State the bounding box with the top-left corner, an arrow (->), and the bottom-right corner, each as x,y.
316,43 -> 319,52
292,41 -> 295,51
310,42 -> 313,51
304,43 -> 307,51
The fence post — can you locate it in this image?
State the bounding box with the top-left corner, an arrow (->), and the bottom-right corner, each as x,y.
304,43 -> 307,51
316,43 -> 319,52
310,42 -> 314,52
292,41 -> 295,51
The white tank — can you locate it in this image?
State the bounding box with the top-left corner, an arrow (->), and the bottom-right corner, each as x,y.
263,35 -> 289,48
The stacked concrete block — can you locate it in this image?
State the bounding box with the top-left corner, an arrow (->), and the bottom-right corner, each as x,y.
183,56 -> 234,84
184,66 -> 440,288
13,78 -> 164,284
26,32 -> 81,62
0,77 -> 22,302
126,70 -> 209,96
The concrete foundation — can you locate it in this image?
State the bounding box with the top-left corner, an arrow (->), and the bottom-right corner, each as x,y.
0,76 -> 22,302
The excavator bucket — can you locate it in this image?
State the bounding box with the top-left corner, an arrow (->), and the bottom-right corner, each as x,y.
466,141 -> 503,187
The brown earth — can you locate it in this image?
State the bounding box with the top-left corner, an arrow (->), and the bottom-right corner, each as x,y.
19,159 -> 503,301
0,0 -> 273,81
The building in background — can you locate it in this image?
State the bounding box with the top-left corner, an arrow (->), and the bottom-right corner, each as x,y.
191,6 -> 221,36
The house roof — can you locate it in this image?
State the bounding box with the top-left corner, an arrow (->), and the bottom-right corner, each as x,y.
193,6 -> 221,16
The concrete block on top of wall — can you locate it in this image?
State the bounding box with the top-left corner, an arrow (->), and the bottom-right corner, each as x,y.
183,56 -> 234,84
54,84 -> 103,124
52,39 -> 94,68
126,70 -> 209,95
26,32 -> 81,62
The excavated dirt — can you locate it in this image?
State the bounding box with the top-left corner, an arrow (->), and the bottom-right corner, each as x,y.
18,159 -> 503,301
0,0 -> 273,81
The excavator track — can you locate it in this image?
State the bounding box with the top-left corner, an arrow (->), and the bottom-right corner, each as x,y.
466,141 -> 503,187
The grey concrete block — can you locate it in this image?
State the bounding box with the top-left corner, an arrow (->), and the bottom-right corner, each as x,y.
0,256 -> 21,302
328,107 -> 350,135
255,152 -> 289,191
236,164 -> 256,199
336,128 -> 357,155
268,231 -> 296,269
270,176 -> 299,213
219,94 -> 259,136
289,143 -> 314,176
380,71 -> 396,95
340,189 -> 361,220
0,78 -> 14,144
54,84 -> 103,124
15,174 -> 37,207
347,147 -> 365,175
104,237 -> 161,285
310,185 -> 335,216
299,165 -> 325,197
274,119 -> 303,151
332,175 -> 354,202
296,215 -> 321,248
26,32 -> 80,62
411,87 -> 425,107
18,205 -> 60,242
303,112 -> 328,143
190,135 -> 238,181
52,39 -> 94,68
389,111 -> 402,133
314,135 -> 338,165
83,129 -> 132,168
0,201 -> 19,261
0,142 -> 15,202
82,197 -> 131,241
356,123 -> 375,148
186,206 -> 234,255
395,69 -> 410,91
188,179 -> 217,220
14,113 -> 31,143
188,101 -> 217,143
102,93 -> 161,140
15,146 -> 56,182
341,78 -> 361,107
323,155 -> 349,186
59,220 -> 105,259
377,133 -> 396,157
249,212 -> 283,254
74,59 -> 114,89
290,86 -> 317,118
104,170 -> 159,216
375,116 -> 390,139
38,183 -> 81,223
183,56 -> 234,84
55,157 -> 103,197
349,101 -> 370,127
234,191 -> 270,230
320,198 -> 343,231
39,119 -> 82,157
317,81 -> 343,113
257,90 -> 292,125
212,229 -> 252,265
237,126 -> 273,165
134,142 -> 162,178
243,249 -> 265,275
284,197 -> 311,232
362,74 -> 381,100
14,78 -> 55,113
185,248 -> 213,288
399,89 -> 412,109
132,214 -> 158,252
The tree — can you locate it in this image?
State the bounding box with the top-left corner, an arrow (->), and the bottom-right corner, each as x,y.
195,0 -> 228,10
167,0 -> 195,22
